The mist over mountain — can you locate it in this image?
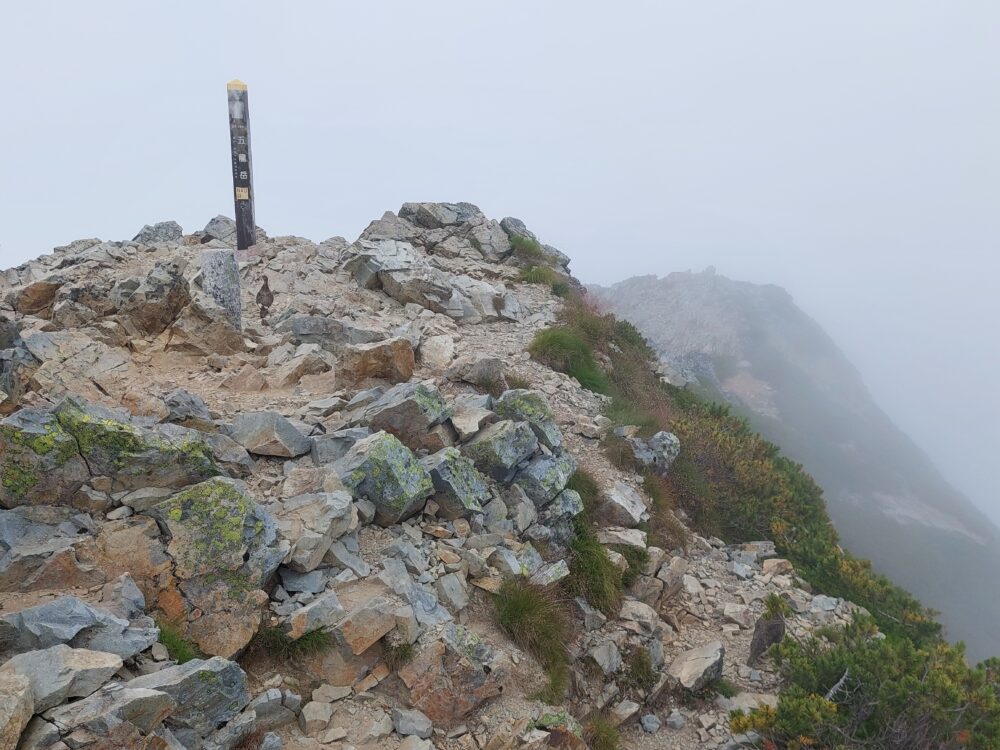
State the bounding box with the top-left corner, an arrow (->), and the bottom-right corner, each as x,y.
590,269 -> 1000,661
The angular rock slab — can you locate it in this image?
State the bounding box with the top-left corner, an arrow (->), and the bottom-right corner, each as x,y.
600,480 -> 649,527
142,478 -> 284,657
493,389 -> 561,451
398,624 -> 505,724
1,596 -> 157,660
337,432 -> 434,526
514,452 -> 576,508
127,657 -> 250,743
668,640 -> 725,691
461,420 -> 537,481
364,382 -> 452,452
230,411 -> 312,458
272,491 -> 356,572
0,644 -> 123,712
42,684 -> 175,737
421,447 -> 490,520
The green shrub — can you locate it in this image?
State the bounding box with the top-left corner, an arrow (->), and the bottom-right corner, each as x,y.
713,677 -> 739,698
566,469 -> 600,512
156,619 -> 201,664
764,592 -> 792,620
509,234 -> 545,262
584,714 -> 621,750
519,265 -> 559,285
494,580 -> 571,702
243,626 -> 332,663
564,518 -> 622,616
528,328 -> 610,393
733,616 -> 1000,748
551,280 -> 570,297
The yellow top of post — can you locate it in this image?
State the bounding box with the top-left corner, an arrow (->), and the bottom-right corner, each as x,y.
227,79 -> 248,91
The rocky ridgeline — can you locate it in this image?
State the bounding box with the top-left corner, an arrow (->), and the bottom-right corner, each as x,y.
0,204 -> 866,750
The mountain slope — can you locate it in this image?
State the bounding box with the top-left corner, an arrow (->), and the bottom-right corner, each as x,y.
590,269 -> 1000,660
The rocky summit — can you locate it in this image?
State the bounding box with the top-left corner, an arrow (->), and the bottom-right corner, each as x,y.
0,204 -> 866,749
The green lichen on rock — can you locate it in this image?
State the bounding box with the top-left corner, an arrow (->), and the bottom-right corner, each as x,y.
1,461 -> 36,497
53,396 -> 217,488
493,389 -> 562,450
461,420 -> 538,480
0,407 -> 89,507
338,431 -> 434,526
422,447 -> 489,520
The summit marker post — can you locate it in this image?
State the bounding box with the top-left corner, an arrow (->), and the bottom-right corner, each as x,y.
227,79 -> 255,251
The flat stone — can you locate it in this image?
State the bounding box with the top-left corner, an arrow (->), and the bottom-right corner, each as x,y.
230,411 -> 312,457
392,707 -> 433,739
668,641 -> 725,691
0,645 -> 122,712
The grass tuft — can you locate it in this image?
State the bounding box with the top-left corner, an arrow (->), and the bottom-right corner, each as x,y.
565,518 -> 623,616
622,646 -> 658,691
242,625 -> 332,664
529,328 -> 610,393
613,544 -> 650,587
566,469 -> 600,513
509,234 -> 545,262
156,618 -> 201,664
584,714 -> 621,750
382,636 -> 416,671
505,373 -> 533,390
494,580 -> 571,703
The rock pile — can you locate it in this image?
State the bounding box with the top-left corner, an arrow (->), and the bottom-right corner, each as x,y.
0,204 -> 871,749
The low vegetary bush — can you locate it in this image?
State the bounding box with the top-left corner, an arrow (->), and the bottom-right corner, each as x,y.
565,469 -> 600,512
732,616 -> 1000,749
622,647 -> 658,691
382,635 -> 416,671
509,234 -> 545,262
528,328 -> 610,393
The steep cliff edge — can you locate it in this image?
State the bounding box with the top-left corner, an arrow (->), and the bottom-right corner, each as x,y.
590,269 -> 1000,661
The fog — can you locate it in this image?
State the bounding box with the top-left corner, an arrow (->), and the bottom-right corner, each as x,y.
1,2 -> 998,524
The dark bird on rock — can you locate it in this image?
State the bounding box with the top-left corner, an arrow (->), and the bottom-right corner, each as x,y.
256,276 -> 273,320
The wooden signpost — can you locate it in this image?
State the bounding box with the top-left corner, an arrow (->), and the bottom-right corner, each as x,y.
226,79 -> 256,251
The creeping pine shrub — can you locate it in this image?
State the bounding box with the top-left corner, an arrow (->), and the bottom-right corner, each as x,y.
156,619 -> 201,664
584,714 -> 622,750
494,580 -> 571,702
732,616 -> 1000,749
565,517 -> 622,616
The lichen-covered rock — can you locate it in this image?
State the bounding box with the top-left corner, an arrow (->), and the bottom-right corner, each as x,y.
272,491 -> 357,572
198,249 -> 242,331
514,452 -> 576,508
41,684 -> 175,739
0,407 -> 88,510
364,382 -> 452,452
337,432 -> 433,526
0,645 -> 123,712
461,420 -> 537,480
0,397 -> 220,510
493,389 -> 561,451
132,220 -> 183,245
230,411 -> 312,458
141,478 -> 284,657
421,448 -> 490,520
127,657 -> 250,745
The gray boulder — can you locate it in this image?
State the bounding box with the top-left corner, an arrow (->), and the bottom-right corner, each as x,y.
230,411 -> 312,457
514,453 -> 576,508
363,382 -> 452,452
421,448 -> 490,520
493,389 -> 561,450
461,421 -> 538,480
272,491 -> 357,572
311,427 -> 371,466
600,481 -> 649,527
116,260 -> 192,337
163,388 -> 213,427
42,684 -> 175,737
132,220 -> 183,244
391,706 -> 433,739
1,596 -> 157,659
127,657 -> 250,743
0,645 -> 122,712
337,432 -> 434,526
198,250 -> 242,330
668,641 -> 725,691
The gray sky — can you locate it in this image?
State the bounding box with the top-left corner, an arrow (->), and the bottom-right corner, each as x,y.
2,2 -> 998,522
